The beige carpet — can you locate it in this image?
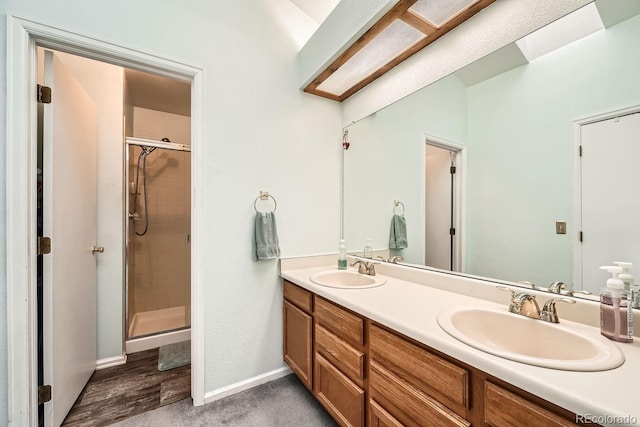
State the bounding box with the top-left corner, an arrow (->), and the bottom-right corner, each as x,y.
112,374 -> 337,427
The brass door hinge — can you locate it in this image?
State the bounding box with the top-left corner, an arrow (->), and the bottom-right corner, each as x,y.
37,84 -> 52,104
38,236 -> 52,255
38,385 -> 52,404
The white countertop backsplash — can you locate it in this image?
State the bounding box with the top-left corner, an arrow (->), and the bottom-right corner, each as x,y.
281,255 -> 640,427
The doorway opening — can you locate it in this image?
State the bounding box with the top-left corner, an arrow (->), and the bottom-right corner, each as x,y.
424,136 -> 465,272
573,106 -> 640,293
35,46 -> 193,425
6,16 -> 205,426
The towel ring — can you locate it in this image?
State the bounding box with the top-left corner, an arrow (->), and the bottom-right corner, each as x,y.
393,200 -> 405,215
254,191 -> 277,212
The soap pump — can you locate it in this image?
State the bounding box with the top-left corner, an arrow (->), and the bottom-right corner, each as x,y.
338,240 -> 347,270
364,238 -> 373,259
599,266 -> 632,343
614,261 -> 633,291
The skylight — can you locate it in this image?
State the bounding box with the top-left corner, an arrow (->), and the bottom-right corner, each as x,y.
516,2 -> 604,62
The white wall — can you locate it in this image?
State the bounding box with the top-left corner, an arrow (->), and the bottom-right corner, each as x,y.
1,0 -> 342,417
466,14 -> 640,286
344,75 -> 467,263
132,107 -> 191,144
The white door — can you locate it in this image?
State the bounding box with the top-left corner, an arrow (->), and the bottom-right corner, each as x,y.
425,144 -> 456,271
580,112 -> 640,291
42,50 -> 98,426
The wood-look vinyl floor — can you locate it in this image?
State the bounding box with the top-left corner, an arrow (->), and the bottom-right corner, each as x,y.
62,349 -> 191,426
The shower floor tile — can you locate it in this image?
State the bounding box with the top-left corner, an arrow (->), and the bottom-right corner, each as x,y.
61,348 -> 190,426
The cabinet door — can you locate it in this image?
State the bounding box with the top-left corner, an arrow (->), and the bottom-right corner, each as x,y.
315,353 -> 364,427
484,382 -> 577,427
283,300 -> 312,389
370,400 -> 405,427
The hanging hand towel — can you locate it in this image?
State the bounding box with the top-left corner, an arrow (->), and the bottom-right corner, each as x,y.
255,211 -> 281,260
389,214 -> 408,249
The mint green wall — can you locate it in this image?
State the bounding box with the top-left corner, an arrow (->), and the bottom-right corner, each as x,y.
345,75 -> 467,263
1,1 -> 343,421
466,14 -> 640,287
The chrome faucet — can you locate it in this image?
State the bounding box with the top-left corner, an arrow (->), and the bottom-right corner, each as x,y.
547,281 -> 567,294
498,286 -> 575,323
390,256 -> 404,264
508,292 -> 541,319
539,297 -> 576,323
351,260 -> 379,276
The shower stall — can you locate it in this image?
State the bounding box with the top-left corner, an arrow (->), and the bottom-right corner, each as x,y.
125,137 -> 191,346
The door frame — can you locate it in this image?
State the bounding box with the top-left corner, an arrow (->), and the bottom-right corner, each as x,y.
572,104 -> 640,290
6,15 -> 206,425
422,134 -> 466,272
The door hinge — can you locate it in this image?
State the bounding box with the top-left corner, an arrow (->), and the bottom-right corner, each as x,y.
579,231 -> 583,242
450,166 -> 456,174
38,236 -> 52,255
38,385 -> 52,404
450,228 -> 456,236
37,84 -> 52,104
579,145 -> 582,157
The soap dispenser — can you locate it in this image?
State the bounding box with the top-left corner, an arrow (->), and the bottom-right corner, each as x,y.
364,238 -> 373,259
615,261 -> 633,291
600,266 -> 632,343
338,240 -> 347,270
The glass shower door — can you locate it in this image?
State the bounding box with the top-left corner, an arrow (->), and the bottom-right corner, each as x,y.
126,142 -> 191,339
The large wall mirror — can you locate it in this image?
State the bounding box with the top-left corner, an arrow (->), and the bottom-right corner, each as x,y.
344,1 -> 640,297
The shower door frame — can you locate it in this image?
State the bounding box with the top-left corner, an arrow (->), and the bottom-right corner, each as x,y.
6,16 -> 206,425
125,137 -> 192,342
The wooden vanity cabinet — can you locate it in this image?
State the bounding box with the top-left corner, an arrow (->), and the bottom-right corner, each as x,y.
283,281 -> 313,390
282,282 -> 591,427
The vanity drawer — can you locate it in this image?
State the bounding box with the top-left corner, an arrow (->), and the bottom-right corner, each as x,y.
370,324 -> 469,414
283,280 -> 312,313
484,382 -> 577,427
315,353 -> 365,427
314,297 -> 364,348
370,361 -> 470,427
315,324 -> 365,385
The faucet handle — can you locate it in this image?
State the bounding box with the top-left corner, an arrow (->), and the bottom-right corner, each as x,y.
367,261 -> 380,276
497,285 -> 517,300
517,281 -> 540,290
377,256 -> 388,262
540,297 -> 576,323
566,289 -> 592,297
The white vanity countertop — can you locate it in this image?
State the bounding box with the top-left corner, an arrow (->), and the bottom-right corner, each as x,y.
281,262 -> 640,427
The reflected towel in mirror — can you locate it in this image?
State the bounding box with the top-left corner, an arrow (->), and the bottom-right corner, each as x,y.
255,211 -> 281,260
389,214 -> 408,249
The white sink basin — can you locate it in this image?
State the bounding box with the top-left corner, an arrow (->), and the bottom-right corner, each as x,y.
310,270 -> 386,289
437,306 -> 625,371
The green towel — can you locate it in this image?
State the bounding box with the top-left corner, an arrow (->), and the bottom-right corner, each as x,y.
389,214 -> 408,249
255,211 -> 281,260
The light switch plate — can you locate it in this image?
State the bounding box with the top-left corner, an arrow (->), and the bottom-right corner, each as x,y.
556,221 -> 567,234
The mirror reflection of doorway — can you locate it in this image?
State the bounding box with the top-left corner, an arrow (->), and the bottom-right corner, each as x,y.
578,110 -> 640,291
425,142 -> 459,271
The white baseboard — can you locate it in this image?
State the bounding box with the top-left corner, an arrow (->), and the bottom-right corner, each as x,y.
203,366 -> 293,404
96,354 -> 127,370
